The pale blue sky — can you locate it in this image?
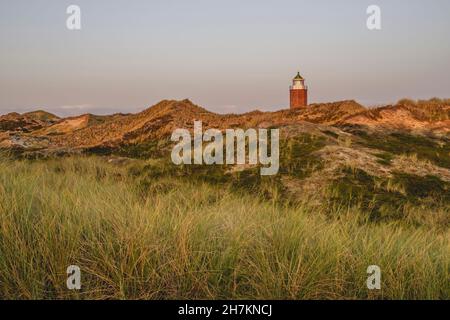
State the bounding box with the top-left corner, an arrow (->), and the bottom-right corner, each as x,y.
0,0 -> 449,116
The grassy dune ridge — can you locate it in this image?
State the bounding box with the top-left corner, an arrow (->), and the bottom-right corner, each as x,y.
0,156 -> 448,299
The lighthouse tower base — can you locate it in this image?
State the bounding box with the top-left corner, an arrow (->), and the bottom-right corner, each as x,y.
290,89 -> 308,109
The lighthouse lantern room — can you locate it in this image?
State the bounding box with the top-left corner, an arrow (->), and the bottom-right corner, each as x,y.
290,72 -> 308,109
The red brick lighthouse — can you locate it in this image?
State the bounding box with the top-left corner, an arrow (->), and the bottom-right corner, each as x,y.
290,72 -> 308,109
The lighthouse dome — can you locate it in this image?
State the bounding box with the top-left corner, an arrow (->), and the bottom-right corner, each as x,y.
293,72 -> 304,81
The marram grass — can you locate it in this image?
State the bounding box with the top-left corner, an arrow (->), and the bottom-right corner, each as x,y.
0,156 -> 448,299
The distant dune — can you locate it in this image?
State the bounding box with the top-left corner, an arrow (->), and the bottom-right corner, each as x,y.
0,98 -> 449,152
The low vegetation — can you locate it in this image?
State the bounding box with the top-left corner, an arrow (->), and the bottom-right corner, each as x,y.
354,131 -> 450,169
328,167 -> 450,226
397,98 -> 450,121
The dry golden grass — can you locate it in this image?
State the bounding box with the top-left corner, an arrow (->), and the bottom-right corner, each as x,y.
0,156 -> 448,299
